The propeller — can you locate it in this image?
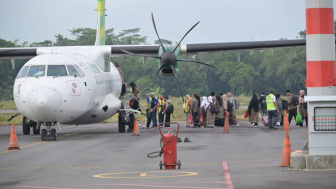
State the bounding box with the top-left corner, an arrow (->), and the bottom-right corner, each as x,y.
121,13 -> 216,103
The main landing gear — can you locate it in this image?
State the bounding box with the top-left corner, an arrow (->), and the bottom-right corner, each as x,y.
118,111 -> 135,133
22,117 -> 40,135
41,122 -> 57,141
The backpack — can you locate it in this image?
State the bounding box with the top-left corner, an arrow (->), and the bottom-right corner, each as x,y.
201,106 -> 207,116
129,97 -> 139,110
260,96 -> 267,110
210,102 -> 219,114
234,98 -> 240,109
227,100 -> 233,112
282,100 -> 288,109
292,95 -> 299,106
165,102 -> 174,114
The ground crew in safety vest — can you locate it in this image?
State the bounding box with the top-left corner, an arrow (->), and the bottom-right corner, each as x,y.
184,95 -> 192,127
266,90 -> 280,130
158,95 -> 165,126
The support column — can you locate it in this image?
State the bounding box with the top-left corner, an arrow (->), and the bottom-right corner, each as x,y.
306,0 -> 335,95
306,0 -> 336,156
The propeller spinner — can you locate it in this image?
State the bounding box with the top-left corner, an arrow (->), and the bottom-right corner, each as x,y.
121,13 -> 216,103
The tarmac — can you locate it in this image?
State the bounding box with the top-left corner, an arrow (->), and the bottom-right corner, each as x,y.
0,121 -> 335,189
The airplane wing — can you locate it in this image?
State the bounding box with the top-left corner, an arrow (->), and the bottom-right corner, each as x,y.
0,48 -> 37,59
110,39 -> 306,55
0,39 -> 306,59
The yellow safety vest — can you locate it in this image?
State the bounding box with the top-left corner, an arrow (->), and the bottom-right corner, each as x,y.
266,94 -> 276,111
185,100 -> 191,113
158,99 -> 165,113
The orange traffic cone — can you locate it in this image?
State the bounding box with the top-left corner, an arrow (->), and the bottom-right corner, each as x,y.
8,124 -> 20,150
279,131 -> 292,167
132,119 -> 140,136
223,116 -> 230,134
283,113 -> 291,131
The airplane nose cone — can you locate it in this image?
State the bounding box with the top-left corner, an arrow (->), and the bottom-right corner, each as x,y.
26,87 -> 62,122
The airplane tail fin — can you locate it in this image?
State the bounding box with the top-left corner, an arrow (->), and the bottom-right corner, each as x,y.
95,0 -> 106,46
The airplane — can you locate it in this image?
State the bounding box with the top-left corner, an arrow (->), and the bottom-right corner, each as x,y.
0,0 -> 307,141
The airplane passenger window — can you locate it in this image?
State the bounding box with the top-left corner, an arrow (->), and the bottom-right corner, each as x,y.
17,66 -> 29,78
67,65 -> 80,77
74,65 -> 85,77
47,65 -> 67,77
27,65 -> 46,77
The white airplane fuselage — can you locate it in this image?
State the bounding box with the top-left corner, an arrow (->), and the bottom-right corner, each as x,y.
14,50 -> 122,125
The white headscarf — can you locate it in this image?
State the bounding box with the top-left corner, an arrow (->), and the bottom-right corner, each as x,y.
201,96 -> 208,108
208,96 -> 213,109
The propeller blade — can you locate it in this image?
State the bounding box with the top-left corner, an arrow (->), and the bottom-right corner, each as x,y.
170,65 -> 185,104
139,64 -> 165,93
176,58 -> 216,68
173,21 -> 200,53
151,13 -> 166,53
120,49 -> 161,59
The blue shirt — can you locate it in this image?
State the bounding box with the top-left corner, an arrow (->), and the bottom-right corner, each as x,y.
147,97 -> 158,108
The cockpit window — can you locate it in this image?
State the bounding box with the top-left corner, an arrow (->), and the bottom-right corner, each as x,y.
67,65 -> 80,77
74,65 -> 85,77
47,65 -> 67,77
17,66 -> 29,78
27,65 -> 46,77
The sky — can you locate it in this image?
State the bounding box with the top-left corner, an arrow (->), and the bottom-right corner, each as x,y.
1,0 -> 336,45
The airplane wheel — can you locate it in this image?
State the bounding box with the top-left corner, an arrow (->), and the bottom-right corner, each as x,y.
51,129 -> 57,141
41,129 -> 47,141
22,117 -> 30,135
177,160 -> 181,169
32,122 -> 40,135
129,114 -> 135,132
159,160 -> 163,170
118,113 -> 126,133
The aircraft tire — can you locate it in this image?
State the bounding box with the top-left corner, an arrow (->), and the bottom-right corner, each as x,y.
51,129 -> 57,140
118,113 -> 126,133
41,129 -> 47,141
129,114 -> 135,132
32,122 -> 40,135
22,117 -> 30,135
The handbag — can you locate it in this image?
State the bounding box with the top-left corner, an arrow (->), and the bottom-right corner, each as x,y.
244,110 -> 249,118
296,113 -> 303,124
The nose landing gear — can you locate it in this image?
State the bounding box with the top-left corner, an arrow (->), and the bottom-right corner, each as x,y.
41,122 -> 57,141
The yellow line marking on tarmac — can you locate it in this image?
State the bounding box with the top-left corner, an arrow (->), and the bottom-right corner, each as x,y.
0,133 -> 78,155
92,171 -> 199,179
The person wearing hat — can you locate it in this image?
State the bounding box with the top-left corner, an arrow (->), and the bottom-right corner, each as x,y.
157,95 -> 165,127
286,90 -> 297,125
146,92 -> 158,128
162,96 -> 171,127
266,90 -> 280,129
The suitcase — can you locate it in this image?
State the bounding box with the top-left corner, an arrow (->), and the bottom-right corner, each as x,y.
262,115 -> 268,126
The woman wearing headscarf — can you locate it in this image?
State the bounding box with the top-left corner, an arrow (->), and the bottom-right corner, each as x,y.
299,90 -> 308,127
206,96 -> 216,128
184,95 -> 192,127
129,82 -> 140,111
200,96 -> 208,127
215,95 -> 224,127
190,93 -> 200,128
248,94 -> 260,127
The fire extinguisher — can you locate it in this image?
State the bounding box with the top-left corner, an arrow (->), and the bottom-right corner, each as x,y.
147,122 -> 181,170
